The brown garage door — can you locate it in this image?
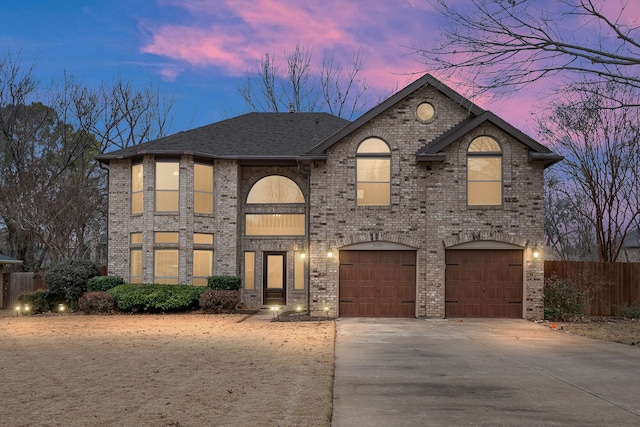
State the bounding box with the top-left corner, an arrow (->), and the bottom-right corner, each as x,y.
445,249 -> 523,318
339,250 -> 416,317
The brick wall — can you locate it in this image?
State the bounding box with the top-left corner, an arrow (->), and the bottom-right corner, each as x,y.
307,85 -> 545,319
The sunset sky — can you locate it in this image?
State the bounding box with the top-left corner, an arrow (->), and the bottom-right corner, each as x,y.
0,0 -> 635,138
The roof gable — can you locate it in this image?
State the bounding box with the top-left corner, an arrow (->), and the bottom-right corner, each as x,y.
305,73 -> 484,156
416,111 -> 563,167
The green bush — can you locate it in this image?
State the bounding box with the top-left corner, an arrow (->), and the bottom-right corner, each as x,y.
207,275 -> 241,290
78,292 -> 115,314
617,303 -> 640,319
108,283 -> 204,312
45,259 -> 101,303
198,289 -> 240,312
544,274 -> 586,321
17,290 -> 64,314
87,276 -> 125,292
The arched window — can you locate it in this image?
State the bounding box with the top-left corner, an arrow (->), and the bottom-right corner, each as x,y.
356,138 -> 391,206
467,136 -> 502,206
246,175 -> 305,236
247,176 -> 304,204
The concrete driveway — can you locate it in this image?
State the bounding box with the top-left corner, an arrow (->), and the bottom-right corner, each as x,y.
332,318 -> 640,427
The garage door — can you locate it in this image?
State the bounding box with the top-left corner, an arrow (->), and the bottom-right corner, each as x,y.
339,250 -> 416,317
445,249 -> 523,318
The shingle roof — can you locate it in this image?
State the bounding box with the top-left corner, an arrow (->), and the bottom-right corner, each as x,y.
96,112 -> 350,162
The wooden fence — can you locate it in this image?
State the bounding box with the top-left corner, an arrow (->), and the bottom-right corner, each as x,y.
2,272 -> 46,310
544,261 -> 640,316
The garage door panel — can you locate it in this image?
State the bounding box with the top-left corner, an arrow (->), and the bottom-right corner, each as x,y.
339,250 -> 416,317
446,249 -> 523,318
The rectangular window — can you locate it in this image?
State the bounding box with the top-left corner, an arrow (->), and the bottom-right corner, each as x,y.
194,233 -> 213,245
130,232 -> 142,244
193,250 -> 213,286
468,158 -> 502,205
155,232 -> 179,244
194,164 -> 214,214
154,249 -> 179,284
245,214 -> 305,236
244,252 -> 255,290
294,251 -> 305,290
156,162 -> 179,212
131,164 -> 143,214
357,158 -> 390,206
130,249 -> 142,283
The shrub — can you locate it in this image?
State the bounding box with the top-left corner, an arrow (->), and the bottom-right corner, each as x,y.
198,289 -> 241,313
544,274 -> 586,321
87,276 -> 125,292
45,259 -> 101,303
78,292 -> 115,314
17,290 -> 64,314
617,304 -> 640,319
108,283 -> 204,312
207,275 -> 241,290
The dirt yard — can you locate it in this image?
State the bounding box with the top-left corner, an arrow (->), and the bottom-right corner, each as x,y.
547,318 -> 640,346
0,312 -> 335,427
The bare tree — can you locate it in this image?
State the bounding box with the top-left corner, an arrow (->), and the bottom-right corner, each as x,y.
0,50 -> 176,269
538,81 -> 640,261
544,174 -> 596,260
417,0 -> 640,101
239,44 -> 374,119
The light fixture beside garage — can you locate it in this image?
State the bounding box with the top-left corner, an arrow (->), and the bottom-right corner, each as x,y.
532,245 -> 540,259
327,248 -> 334,258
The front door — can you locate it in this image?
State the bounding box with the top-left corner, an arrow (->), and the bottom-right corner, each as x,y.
263,252 -> 286,305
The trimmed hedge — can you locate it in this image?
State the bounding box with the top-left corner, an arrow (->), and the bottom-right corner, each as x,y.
199,289 -> 240,312
87,276 -> 125,292
207,276 -> 241,290
45,259 -> 101,303
78,292 -> 115,314
17,290 -> 64,314
108,283 -> 205,312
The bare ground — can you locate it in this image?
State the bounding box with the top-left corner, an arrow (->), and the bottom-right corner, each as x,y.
544,318 -> 640,346
0,311 -> 335,427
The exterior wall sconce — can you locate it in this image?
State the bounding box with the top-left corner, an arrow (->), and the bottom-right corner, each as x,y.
300,252 -> 306,260
532,245 -> 540,259
327,248 -> 334,258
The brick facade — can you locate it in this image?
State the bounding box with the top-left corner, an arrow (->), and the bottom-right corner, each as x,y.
103,75 -> 555,320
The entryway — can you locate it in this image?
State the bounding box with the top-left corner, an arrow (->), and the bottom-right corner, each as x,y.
263,252 -> 286,305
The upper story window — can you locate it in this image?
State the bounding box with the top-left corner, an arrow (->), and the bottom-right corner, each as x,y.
156,162 -> 179,212
467,136 -> 502,206
247,175 -> 304,204
356,138 -> 390,206
194,164 -> 213,214
131,164 -> 143,214
245,175 -> 305,236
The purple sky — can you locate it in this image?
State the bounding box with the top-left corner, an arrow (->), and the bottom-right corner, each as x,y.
1,0 -> 635,137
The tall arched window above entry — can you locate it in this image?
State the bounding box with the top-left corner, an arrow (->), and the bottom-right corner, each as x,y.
245,175 -> 305,236
356,138 -> 391,206
467,136 -> 502,206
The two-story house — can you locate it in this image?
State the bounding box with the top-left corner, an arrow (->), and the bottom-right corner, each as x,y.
96,74 -> 561,319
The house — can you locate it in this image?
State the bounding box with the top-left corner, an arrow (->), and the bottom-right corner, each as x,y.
96,74 -> 561,319
621,229 -> 640,263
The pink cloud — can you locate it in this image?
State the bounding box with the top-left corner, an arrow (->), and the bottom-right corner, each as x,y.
140,0 -> 430,91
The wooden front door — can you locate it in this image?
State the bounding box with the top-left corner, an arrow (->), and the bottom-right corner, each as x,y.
445,249 -> 523,318
263,252 -> 286,306
339,250 -> 416,317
